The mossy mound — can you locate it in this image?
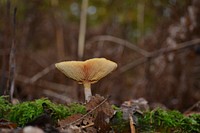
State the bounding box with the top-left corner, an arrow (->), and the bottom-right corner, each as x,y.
0,96 -> 12,118
0,97 -> 86,126
110,106 -> 200,133
136,109 -> 200,133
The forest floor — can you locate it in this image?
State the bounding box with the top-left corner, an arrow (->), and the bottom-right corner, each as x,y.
0,94 -> 200,133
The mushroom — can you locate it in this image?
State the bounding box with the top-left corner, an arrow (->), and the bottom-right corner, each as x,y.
55,58 -> 117,102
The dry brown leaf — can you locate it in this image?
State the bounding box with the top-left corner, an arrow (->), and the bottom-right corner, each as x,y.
58,114 -> 83,128
85,127 -> 97,133
94,111 -> 111,133
82,115 -> 93,125
64,125 -> 82,133
86,94 -> 114,118
0,119 -> 17,129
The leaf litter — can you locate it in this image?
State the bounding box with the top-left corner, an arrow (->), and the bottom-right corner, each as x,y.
0,96 -> 200,133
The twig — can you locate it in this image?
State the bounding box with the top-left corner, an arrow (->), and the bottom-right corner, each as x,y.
129,114 -> 136,133
86,35 -> 150,57
120,58 -> 147,73
29,64 -> 55,83
51,0 -> 65,60
81,122 -> 94,129
64,96 -> 109,128
15,74 -> 72,94
184,101 -> 200,114
2,70 -> 73,98
7,7 -> 17,101
120,38 -> 200,73
78,0 -> 88,59
43,90 -> 72,103
1,0 -> 11,95
27,52 -> 49,67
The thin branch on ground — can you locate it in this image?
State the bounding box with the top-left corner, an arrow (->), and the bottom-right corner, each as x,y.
86,35 -> 150,57
81,122 -> 94,129
43,90 -> 72,103
129,114 -> 136,133
16,74 -> 72,94
2,70 -> 72,97
184,101 -> 200,114
29,64 -> 55,83
120,38 -> 200,73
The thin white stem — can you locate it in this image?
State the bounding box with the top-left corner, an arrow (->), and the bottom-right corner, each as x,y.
83,82 -> 92,102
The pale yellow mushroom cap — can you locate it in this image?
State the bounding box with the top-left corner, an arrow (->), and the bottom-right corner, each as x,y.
55,58 -> 117,84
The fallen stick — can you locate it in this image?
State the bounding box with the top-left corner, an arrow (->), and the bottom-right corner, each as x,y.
129,114 -> 136,133
120,38 -> 200,73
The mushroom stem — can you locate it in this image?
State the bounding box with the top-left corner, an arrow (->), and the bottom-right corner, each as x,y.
83,81 -> 92,102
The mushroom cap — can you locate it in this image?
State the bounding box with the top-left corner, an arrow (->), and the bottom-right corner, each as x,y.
55,58 -> 117,84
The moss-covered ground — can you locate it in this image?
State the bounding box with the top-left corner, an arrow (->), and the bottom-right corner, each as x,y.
0,96 -> 86,126
0,96 -> 199,132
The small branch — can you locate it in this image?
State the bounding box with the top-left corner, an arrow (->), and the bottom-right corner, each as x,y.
51,0 -> 66,60
7,7 -> 17,101
15,74 -> 72,94
2,70 -> 72,96
78,0 -> 88,59
64,96 -> 109,128
43,90 -> 72,103
81,122 -> 94,129
184,101 -> 200,114
120,58 -> 147,73
29,64 -> 55,83
120,39 -> 200,73
86,35 -> 150,57
129,114 -> 136,133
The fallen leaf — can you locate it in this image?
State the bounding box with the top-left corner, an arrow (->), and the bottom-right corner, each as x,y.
0,119 -> 17,129
86,94 -> 114,118
94,111 -> 111,133
85,127 -> 97,133
58,114 -> 83,128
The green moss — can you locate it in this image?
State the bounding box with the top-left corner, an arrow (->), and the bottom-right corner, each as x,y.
8,99 -> 44,126
110,106 -> 200,133
0,97 -> 86,126
0,96 -> 199,132
137,109 -> 200,133
0,96 -> 11,118
111,105 -> 130,132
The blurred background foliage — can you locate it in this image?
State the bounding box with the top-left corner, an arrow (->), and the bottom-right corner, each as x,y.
0,0 -> 199,111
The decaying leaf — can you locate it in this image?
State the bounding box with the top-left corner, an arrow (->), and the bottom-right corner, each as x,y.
82,115 -> 93,125
64,125 -> 82,133
86,94 -> 114,118
94,111 -> 111,133
121,98 -> 148,120
85,127 -> 97,133
58,94 -> 115,132
58,114 -> 83,128
0,128 -> 15,133
0,119 -> 17,129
